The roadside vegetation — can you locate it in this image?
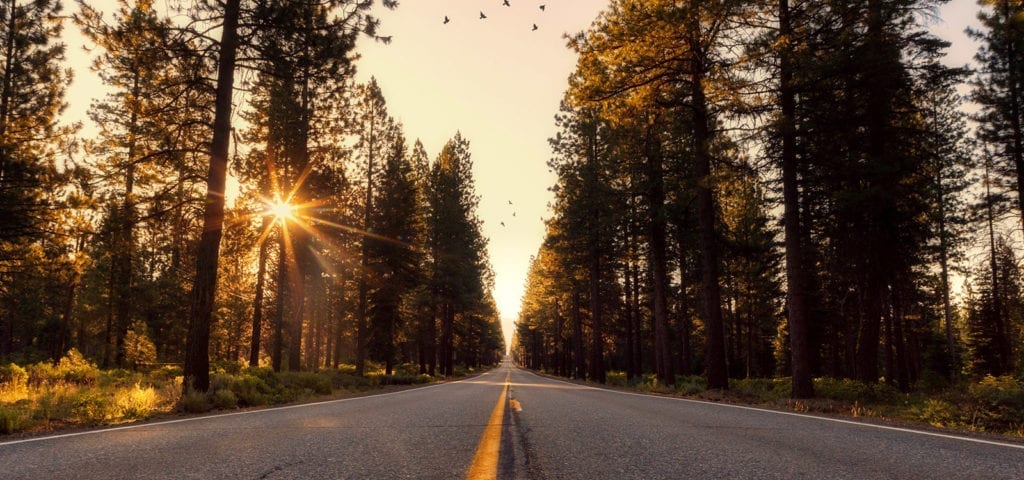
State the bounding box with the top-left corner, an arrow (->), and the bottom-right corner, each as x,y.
0,350 -> 447,436
571,371 -> 1024,437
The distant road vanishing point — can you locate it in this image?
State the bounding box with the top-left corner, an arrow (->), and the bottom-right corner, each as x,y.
3,360 -> 1024,479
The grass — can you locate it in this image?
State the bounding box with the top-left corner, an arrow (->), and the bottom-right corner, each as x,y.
571,369 -> 1024,437
0,351 -> 445,436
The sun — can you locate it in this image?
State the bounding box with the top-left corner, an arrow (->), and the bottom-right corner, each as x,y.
266,198 -> 296,223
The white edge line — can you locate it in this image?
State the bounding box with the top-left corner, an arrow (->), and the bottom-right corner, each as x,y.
515,367 -> 1024,451
0,371 -> 498,448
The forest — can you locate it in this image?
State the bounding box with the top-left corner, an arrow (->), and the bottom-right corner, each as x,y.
512,0 -> 1024,400
0,0 -> 505,396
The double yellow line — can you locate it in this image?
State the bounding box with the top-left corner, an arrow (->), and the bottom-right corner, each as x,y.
465,370 -> 511,480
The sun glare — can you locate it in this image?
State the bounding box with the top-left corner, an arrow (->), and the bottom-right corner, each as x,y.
267,199 -> 295,222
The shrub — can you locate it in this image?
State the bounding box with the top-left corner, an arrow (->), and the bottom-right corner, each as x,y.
813,377 -> 900,403
56,349 -> 100,386
731,378 -> 791,401
0,405 -> 28,434
279,372 -> 332,396
675,375 -> 707,395
124,322 -> 157,370
179,389 -> 211,413
606,371 -> 628,387
378,373 -> 433,386
212,360 -> 244,376
116,384 -> 158,419
71,391 -> 113,425
330,371 -> 373,390
968,375 -> 1024,421
148,365 -> 184,382
211,389 -> 238,409
908,398 -> 960,428
0,363 -> 28,397
230,374 -> 275,406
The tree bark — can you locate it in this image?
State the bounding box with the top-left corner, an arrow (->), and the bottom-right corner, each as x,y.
249,219 -> 270,367
691,63 -> 728,390
646,125 -> 672,385
183,0 -> 240,393
779,0 -> 814,398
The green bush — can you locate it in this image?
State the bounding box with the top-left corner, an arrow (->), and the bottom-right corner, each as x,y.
279,372 -> 332,396
230,374 -> 276,406
606,371 -> 628,387
212,360 -> 245,375
0,363 -> 28,391
99,368 -> 140,389
329,371 -> 373,389
675,375 -> 707,395
0,405 -> 28,434
179,389 -> 211,413
148,365 -> 183,382
71,391 -> 112,425
211,389 -> 238,409
731,378 -> 791,401
968,375 -> 1024,420
378,373 -> 433,386
116,384 -> 158,419
813,377 -> 900,403
908,398 -> 960,428
55,349 -> 100,386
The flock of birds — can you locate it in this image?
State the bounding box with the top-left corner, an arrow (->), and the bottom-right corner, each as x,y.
439,2 -> 549,230
443,2 -> 547,31
500,200 -> 517,227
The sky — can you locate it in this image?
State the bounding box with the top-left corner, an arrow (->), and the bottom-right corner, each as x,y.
63,0 -> 984,351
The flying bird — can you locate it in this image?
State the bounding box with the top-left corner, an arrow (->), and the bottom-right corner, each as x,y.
501,221 -> 506,227
444,15 -> 450,24
480,11 -> 487,19
539,4 -> 546,11
503,0 -> 510,6
532,23 -> 538,31
379,36 -> 392,43
508,200 -> 513,205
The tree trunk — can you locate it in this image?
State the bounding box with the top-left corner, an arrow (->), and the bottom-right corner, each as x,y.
249,219 -> 270,367
779,0 -> 814,398
272,233 -> 287,372
572,288 -> 585,379
183,0 -> 240,393
691,59 -> 728,390
441,302 -> 454,376
646,125 -> 672,385
624,258 -> 636,380
0,0 -> 17,179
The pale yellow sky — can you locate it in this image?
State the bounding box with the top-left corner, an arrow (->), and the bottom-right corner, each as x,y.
62,0 -> 985,351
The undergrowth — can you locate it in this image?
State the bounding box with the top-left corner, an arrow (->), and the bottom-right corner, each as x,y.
586,370 -> 1024,436
0,352 -> 442,435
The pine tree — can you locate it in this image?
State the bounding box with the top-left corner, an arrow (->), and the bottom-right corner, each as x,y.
0,0 -> 74,360
426,133 -> 489,377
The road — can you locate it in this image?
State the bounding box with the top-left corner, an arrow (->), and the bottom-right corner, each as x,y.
2,361 -> 1023,479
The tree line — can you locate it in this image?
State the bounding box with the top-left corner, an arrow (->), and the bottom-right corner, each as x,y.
513,0 -> 1024,398
0,0 -> 504,392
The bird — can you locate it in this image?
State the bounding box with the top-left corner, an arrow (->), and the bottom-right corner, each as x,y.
444,15 -> 450,24
539,4 -> 545,11
532,23 -> 538,31
379,35 -> 392,43
503,0 -> 510,6
500,221 -> 506,227
508,200 -> 513,205
480,11 -> 487,19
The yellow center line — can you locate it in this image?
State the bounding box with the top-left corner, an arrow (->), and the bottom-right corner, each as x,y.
465,369 -> 510,480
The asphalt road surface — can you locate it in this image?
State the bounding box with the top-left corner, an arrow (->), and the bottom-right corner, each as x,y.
3,361 -> 1024,479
